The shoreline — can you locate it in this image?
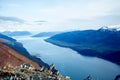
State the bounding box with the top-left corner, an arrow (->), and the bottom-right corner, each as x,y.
45,39 -> 120,65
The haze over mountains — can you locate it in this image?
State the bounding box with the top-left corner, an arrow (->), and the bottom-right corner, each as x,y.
1,0 -> 120,79
45,27 -> 120,65
32,32 -> 61,37
1,31 -> 31,36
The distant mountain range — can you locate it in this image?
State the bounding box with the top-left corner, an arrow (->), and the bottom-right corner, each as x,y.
0,33 -> 49,68
32,32 -> 61,37
45,27 -> 120,65
1,31 -> 31,36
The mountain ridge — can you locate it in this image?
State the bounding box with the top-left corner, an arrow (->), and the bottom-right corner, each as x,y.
1,31 -> 31,36
0,33 -> 49,68
0,42 -> 39,68
32,32 -> 61,37
45,28 -> 120,65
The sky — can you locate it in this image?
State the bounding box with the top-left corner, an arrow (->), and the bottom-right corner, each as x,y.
0,0 -> 120,32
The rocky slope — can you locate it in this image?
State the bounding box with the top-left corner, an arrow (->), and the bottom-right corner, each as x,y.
0,33 -> 70,80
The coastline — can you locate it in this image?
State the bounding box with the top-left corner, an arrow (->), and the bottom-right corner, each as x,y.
45,39 -> 120,65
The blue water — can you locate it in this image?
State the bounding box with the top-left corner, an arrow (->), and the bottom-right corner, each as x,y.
13,36 -> 120,80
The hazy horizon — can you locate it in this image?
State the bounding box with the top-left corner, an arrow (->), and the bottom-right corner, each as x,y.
0,0 -> 120,32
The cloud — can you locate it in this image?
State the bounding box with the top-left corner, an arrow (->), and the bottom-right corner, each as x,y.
0,16 -> 25,23
110,24 -> 120,28
0,20 -> 39,32
34,20 -> 47,25
0,0 -> 120,31
34,20 -> 47,23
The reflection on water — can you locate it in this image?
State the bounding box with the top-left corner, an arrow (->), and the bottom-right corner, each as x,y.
13,36 -> 120,80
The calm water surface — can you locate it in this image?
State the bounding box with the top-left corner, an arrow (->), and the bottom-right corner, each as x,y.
13,36 -> 120,80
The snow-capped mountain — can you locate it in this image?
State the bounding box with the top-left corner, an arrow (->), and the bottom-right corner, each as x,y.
99,24 -> 120,31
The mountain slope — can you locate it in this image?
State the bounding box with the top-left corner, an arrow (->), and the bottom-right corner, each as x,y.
0,42 -> 39,67
0,33 -> 49,68
45,28 -> 120,65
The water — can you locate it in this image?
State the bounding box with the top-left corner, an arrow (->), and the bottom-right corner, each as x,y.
13,36 -> 120,80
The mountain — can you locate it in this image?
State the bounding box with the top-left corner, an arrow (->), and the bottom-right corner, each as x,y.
32,32 -> 61,37
1,31 -> 31,36
45,28 -> 120,65
0,33 -> 70,80
0,33 -> 49,68
0,42 -> 39,68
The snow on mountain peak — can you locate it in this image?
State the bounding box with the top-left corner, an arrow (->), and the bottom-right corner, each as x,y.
99,24 -> 120,31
